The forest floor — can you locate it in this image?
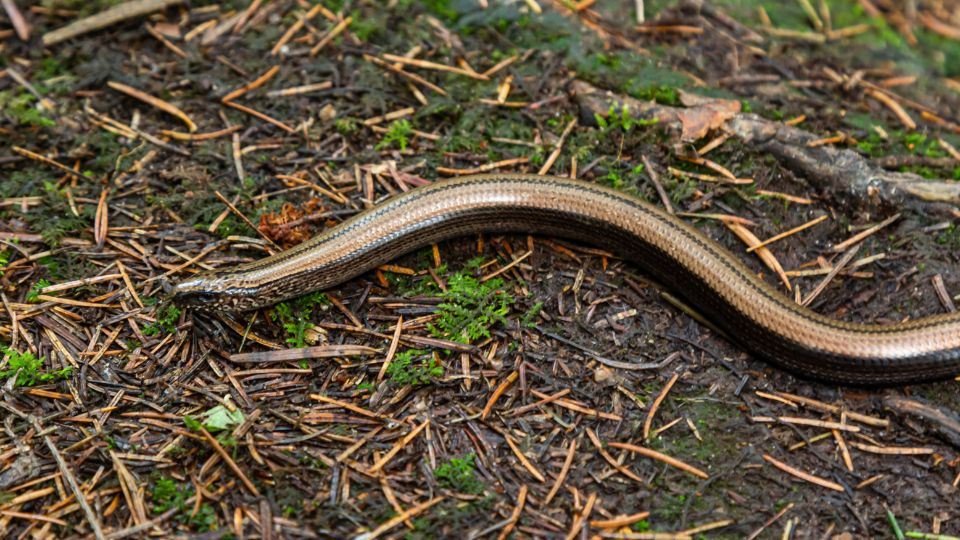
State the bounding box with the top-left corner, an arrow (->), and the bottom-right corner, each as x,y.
1,0 -> 960,538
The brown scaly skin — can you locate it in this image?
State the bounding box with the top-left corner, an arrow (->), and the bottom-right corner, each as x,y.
172,174 -> 960,385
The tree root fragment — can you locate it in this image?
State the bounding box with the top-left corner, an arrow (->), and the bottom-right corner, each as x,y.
883,396 -> 960,450
570,80 -> 960,216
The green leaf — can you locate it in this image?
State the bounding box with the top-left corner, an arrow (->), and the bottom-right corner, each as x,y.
201,405 -> 245,432
887,508 -> 905,540
26,279 -> 51,303
182,415 -> 202,432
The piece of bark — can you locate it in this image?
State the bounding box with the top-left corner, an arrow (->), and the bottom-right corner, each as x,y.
729,114 -> 960,211
42,0 -> 185,46
872,155 -> 959,170
570,80 -> 960,215
883,396 -> 960,449
0,444 -> 39,489
676,0 -> 764,43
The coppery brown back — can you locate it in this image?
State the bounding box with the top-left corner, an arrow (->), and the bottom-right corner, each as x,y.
172,174 -> 960,385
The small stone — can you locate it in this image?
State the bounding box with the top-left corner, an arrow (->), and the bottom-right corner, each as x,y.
594,365 -> 616,384
319,104 -> 337,122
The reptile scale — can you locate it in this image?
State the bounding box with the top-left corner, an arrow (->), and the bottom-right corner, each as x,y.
171,174 -> 960,385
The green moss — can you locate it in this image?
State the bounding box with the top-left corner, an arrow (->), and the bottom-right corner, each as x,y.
36,252 -> 97,283
0,181 -> 95,247
150,476 -> 217,531
900,165 -> 939,179
335,117 -> 359,136
386,349 -> 444,386
269,292 -> 330,348
435,453 -> 483,494
422,0 -> 460,23
574,51 -> 690,104
142,304 -> 182,336
0,348 -> 72,387
520,301 -> 544,328
36,57 -> 67,80
429,95 -> 497,154
594,104 -> 659,132
666,172 -> 700,204
81,130 -> 126,172
429,264 -> 514,343
628,84 -> 681,105
210,215 -> 255,239
653,493 -> 689,522
153,169 -> 263,234
708,0 -> 959,80
349,10 -> 382,41
850,129 -> 959,178
0,90 -> 55,128
0,169 -> 45,198
377,119 -> 414,151
26,279 -> 51,303
935,224 -> 960,249
767,109 -> 786,121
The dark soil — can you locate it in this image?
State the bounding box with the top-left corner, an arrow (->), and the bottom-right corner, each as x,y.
1,0 -> 959,538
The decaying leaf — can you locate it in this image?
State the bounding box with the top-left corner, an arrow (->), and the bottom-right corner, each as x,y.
676,90 -> 741,141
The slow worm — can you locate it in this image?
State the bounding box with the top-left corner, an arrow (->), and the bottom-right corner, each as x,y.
172,174 -> 960,384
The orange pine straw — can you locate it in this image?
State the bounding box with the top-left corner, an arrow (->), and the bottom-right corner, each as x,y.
866,88 -> 916,130
755,189 -> 813,205
504,435 -> 546,482
746,215 -> 827,253
543,438 -> 577,505
590,511 -> 651,529
107,81 -> 197,132
725,220 -> 792,290
635,24 -> 704,34
482,55 -> 518,77
679,155 -> 738,180
785,114 -> 806,126
270,3 -> 325,55
362,497 -> 444,540
436,157 -> 530,176
161,125 -> 243,141
223,100 -> 296,133
367,419 -> 430,473
222,66 -> 280,103
363,107 -> 416,126
921,111 -> 960,134
11,146 -> 83,181
643,372 -> 679,439
762,454 -> 843,491
310,394 -> 384,419
310,16 -> 352,56
482,371 -> 518,419
382,53 -> 490,80
609,441 -> 709,479
847,442 -> 934,455
497,485 -> 528,540
376,315 -> 404,383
